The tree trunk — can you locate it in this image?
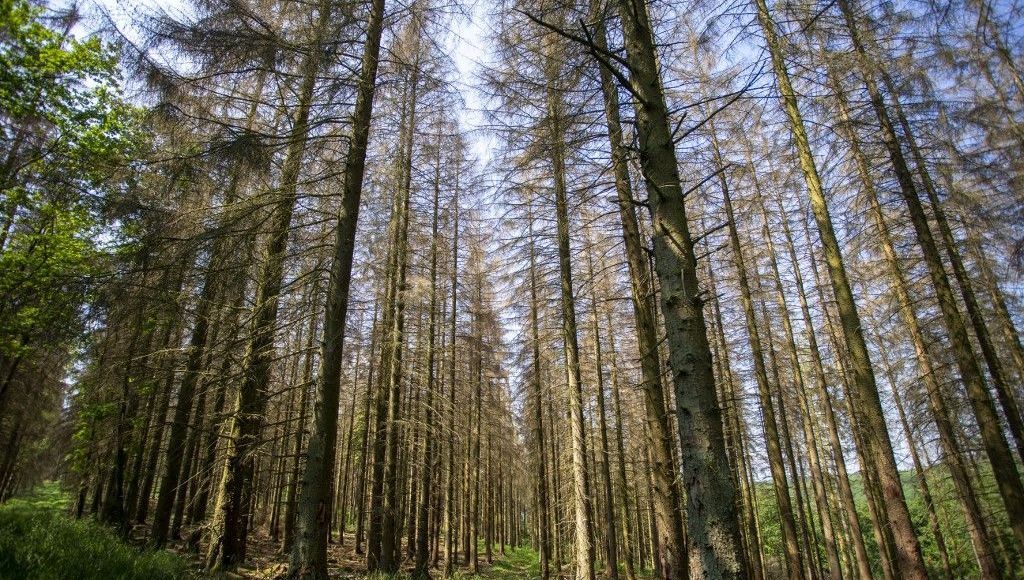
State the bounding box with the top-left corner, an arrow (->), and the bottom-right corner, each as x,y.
591,11 -> 688,578
527,195 -> 552,579
706,265 -> 767,580
379,48 -> 419,573
772,185 -> 873,580
283,277 -> 320,551
443,162 -> 460,576
412,135 -> 443,577
205,5 -> 329,566
614,0 -> 745,574
136,323 -> 183,524
875,331 -> 955,579
354,303 -> 380,555
605,301 -> 638,580
585,243 -> 619,580
543,25 -> 595,580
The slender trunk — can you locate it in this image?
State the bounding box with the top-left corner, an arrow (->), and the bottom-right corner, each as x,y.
379,50 -> 419,574
412,136 -> 443,577
336,336 -> 363,543
283,278 -> 320,551
968,231 -> 1024,383
585,244 -> 619,580
707,265 -> 766,580
102,314 -> 146,537
124,339 -> 162,520
287,0 -> 385,571
135,320 -> 180,523
361,19 -> 410,580
170,368 -> 208,540
757,285 -> 818,580
605,306 -> 638,580
875,332 -> 954,579
808,225 -> 900,580
354,304 -> 380,554
543,26 -> 595,580
443,163 -> 460,576
152,250 -> 229,547
471,279 -> 484,574
527,197 -> 552,579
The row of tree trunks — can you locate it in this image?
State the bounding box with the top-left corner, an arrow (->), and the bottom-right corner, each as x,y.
56,0 -> 1024,579
751,0 -> 929,575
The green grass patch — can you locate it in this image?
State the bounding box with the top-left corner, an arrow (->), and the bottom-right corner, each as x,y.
479,547 -> 540,579
0,482 -> 191,579
444,546 -> 540,579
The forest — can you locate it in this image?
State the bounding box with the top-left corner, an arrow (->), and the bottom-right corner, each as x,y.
0,0 -> 1022,577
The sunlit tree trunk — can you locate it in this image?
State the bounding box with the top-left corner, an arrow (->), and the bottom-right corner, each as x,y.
615,0 -> 745,573
412,129 -> 444,578
526,194 -> 552,579
603,302 -> 637,580
584,241 -> 619,580
443,163 -> 461,577
542,25 -> 596,580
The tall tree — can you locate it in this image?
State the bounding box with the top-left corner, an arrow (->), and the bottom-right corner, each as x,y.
286,0 -> 387,575
613,0 -> 746,574
590,8 -> 688,577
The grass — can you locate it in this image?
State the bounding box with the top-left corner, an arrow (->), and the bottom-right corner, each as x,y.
471,547 -> 540,579
0,482 -> 191,580
352,547 -> 541,580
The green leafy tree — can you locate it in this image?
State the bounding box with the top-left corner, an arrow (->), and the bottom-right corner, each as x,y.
0,0 -> 142,491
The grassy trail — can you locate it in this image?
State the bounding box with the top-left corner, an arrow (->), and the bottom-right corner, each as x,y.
460,547 -> 541,579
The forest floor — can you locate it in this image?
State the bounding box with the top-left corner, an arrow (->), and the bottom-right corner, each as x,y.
0,482 -> 543,579
8,472 -> 1020,578
0,483 -> 190,579
227,533 -> 542,579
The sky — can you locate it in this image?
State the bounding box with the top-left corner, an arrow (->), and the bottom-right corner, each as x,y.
445,0 -> 491,157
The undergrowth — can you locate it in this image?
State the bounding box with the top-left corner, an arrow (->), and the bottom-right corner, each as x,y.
0,482 -> 190,579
